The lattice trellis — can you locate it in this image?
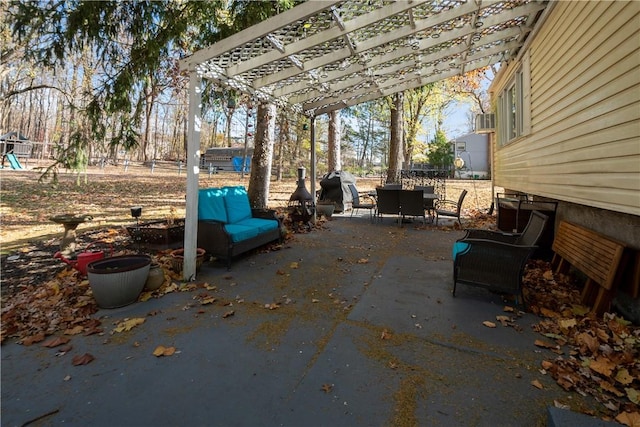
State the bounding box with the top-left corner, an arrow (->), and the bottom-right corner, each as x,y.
181,0 -> 549,116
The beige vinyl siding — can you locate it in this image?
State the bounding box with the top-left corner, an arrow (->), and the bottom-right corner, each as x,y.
493,1 -> 640,216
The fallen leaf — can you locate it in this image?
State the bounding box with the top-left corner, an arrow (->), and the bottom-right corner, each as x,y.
496,315 -> 511,326
381,329 -> 392,340
200,296 -> 216,305
113,317 -> 145,333
615,411 -> 640,427
558,318 -> 577,329
264,303 -> 279,310
21,332 -> 46,346
72,353 -> 94,366
615,368 -> 634,385
534,339 -> 557,349
222,310 -> 235,318
503,306 -> 515,312
588,357 -> 616,377
321,384 -> 333,393
531,379 -> 544,389
599,380 -> 624,397
64,375 -> 71,381
42,336 -> 71,348
153,346 -> 166,356
289,262 -> 299,269
356,258 -> 369,264
541,360 -> 554,370
312,298 -> 320,303
482,321 -> 496,328
163,346 -> 176,356
625,387 -> 639,405
64,325 -> 84,335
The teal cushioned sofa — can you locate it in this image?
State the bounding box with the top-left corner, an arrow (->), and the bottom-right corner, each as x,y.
197,186 -> 282,268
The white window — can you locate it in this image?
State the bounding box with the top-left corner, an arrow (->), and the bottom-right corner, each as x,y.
497,53 -> 530,145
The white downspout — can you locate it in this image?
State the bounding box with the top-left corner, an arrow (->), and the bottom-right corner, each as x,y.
183,72 -> 202,281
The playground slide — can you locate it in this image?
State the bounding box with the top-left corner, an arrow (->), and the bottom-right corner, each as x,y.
6,153 -> 23,169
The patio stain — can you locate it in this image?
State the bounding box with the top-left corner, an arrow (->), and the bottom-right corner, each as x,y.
389,374 -> 426,427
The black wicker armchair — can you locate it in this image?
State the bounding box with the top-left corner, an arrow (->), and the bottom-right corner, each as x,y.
452,211 -> 548,306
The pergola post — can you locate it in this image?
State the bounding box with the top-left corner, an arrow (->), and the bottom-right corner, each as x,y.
310,116 -> 317,223
183,72 -> 202,281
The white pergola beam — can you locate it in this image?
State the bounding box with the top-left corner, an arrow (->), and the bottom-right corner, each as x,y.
253,0 -> 542,100
179,0 -> 341,72
227,0 -> 431,79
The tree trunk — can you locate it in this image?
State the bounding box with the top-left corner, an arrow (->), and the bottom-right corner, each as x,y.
387,92 -> 403,183
247,103 -> 276,209
328,110 -> 341,171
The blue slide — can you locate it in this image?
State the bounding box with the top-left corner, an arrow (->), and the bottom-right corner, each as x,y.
6,153 -> 23,169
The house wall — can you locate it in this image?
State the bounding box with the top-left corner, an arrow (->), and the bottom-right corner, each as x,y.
491,1 -> 640,249
452,133 -> 489,178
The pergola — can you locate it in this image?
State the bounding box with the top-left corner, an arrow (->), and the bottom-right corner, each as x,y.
178,0 -> 551,279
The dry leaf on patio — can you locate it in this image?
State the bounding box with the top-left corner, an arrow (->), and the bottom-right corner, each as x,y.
200,296 -> 216,305
264,303 -> 279,310
42,336 -> 70,348
615,369 -> 634,385
531,379 -> 544,389
112,317 -> 145,333
599,380 -> 624,397
153,345 -> 176,357
496,315 -> 511,326
222,310 -> 235,318
21,332 -> 45,346
534,339 -> 557,349
482,321 -> 496,328
625,388 -> 639,405
64,325 -> 84,335
588,357 -> 616,377
72,353 -> 95,366
615,411 -> 640,427
356,258 -> 369,264
558,318 -> 577,329
289,262 -> 299,269
321,384 -> 333,393
381,329 -> 392,340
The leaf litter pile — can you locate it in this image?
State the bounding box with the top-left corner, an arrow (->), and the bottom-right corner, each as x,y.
522,260 -> 639,425
1,195 -> 638,424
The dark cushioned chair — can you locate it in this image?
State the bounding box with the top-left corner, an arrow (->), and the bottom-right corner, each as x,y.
452,210 -> 549,307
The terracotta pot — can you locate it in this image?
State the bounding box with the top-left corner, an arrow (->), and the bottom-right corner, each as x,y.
169,248 -> 206,273
144,262 -> 165,291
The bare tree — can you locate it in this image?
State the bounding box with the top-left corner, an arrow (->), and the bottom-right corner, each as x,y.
247,102 -> 276,208
327,110 -> 341,171
387,92 -> 404,183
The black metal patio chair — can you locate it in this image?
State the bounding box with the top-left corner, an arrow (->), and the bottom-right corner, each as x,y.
435,189 -> 467,226
347,184 -> 376,222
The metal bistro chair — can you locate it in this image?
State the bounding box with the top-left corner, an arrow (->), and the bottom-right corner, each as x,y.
375,188 -> 401,224
452,210 -> 549,307
347,184 -> 376,222
435,189 -> 468,226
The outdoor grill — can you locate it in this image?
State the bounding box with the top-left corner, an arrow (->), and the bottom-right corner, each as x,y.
288,167 -> 314,223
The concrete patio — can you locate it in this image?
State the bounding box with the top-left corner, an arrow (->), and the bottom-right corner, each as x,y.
1,213 -> 606,427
